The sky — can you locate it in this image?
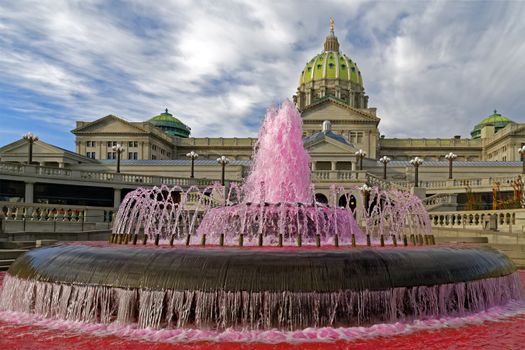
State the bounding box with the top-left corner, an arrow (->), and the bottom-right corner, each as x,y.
1,0 -> 524,150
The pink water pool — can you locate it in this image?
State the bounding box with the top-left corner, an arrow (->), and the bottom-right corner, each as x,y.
1,271 -> 524,349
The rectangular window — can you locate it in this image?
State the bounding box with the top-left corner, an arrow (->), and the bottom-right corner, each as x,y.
107,152 -> 116,160
152,155 -> 157,160
128,141 -> 133,147
128,152 -> 138,160
349,131 -> 364,144
107,141 -> 112,147
134,141 -> 138,147
152,145 -> 157,151
86,152 -> 96,159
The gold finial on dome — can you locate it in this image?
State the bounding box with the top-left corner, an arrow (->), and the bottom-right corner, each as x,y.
324,17 -> 339,52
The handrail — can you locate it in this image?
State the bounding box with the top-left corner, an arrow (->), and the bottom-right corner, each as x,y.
365,173 -> 410,191
422,193 -> 457,211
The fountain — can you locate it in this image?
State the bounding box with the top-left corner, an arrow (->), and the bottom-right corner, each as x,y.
0,100 -> 522,335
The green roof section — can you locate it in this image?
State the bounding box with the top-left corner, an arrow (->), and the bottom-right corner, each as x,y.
299,52 -> 363,87
148,109 -> 191,138
470,110 -> 514,139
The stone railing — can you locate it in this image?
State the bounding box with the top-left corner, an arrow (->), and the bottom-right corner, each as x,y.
0,162 -> 24,175
428,209 -> 524,230
0,201 -> 116,233
0,201 -> 115,223
423,193 -> 457,211
0,161 -> 225,188
312,170 -> 368,182
420,175 -> 519,190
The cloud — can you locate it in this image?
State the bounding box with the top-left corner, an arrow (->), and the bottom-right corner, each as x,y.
0,0 -> 524,150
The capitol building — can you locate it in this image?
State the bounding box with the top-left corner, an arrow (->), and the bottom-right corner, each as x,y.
1,22 -> 524,210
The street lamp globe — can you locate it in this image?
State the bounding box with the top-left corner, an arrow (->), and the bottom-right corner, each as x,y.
445,152 -> 457,161
217,155 -> 230,165
186,151 -> 199,159
410,157 -> 423,166
379,156 -> 391,164
22,132 -> 39,143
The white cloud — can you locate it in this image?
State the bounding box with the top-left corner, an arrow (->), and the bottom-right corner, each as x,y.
0,0 -> 524,148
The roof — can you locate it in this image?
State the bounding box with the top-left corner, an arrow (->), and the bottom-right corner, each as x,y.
303,130 -> 354,147
299,51 -> 363,86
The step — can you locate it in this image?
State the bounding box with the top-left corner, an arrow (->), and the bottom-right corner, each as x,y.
0,258 -> 15,270
0,241 -> 36,250
0,249 -> 28,260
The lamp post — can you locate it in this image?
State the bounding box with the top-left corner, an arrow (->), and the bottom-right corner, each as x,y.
444,152 -> 457,179
519,146 -> 525,174
111,143 -> 125,173
217,155 -> 230,186
186,151 -> 199,178
410,157 -> 423,187
355,149 -> 366,171
22,132 -> 39,164
378,156 -> 391,180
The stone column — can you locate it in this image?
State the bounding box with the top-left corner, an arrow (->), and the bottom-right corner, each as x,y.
311,162 -> 316,171
25,182 -> 34,204
114,188 -> 122,208
331,161 -> 337,171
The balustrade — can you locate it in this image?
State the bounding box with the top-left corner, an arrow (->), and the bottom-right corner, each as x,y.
429,209 -> 519,229
0,201 -> 115,224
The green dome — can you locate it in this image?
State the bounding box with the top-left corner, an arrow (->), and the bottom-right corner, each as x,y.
149,109 -> 191,138
299,51 -> 364,86
470,110 -> 514,139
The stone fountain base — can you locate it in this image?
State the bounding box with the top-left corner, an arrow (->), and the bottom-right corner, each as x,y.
0,244 -> 521,330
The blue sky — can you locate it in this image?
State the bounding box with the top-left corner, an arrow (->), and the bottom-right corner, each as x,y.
1,0 -> 524,150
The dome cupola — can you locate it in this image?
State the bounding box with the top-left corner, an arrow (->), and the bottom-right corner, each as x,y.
148,108 -> 191,138
470,110 -> 514,139
295,17 -> 368,111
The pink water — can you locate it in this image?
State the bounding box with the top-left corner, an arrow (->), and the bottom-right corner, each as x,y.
243,100 -> 312,204
1,271 -> 525,349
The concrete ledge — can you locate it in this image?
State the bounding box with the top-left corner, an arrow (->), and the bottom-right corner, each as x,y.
5,230 -> 111,242
435,236 -> 489,244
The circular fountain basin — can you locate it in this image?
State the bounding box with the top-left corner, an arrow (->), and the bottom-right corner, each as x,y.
0,244 -> 521,330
